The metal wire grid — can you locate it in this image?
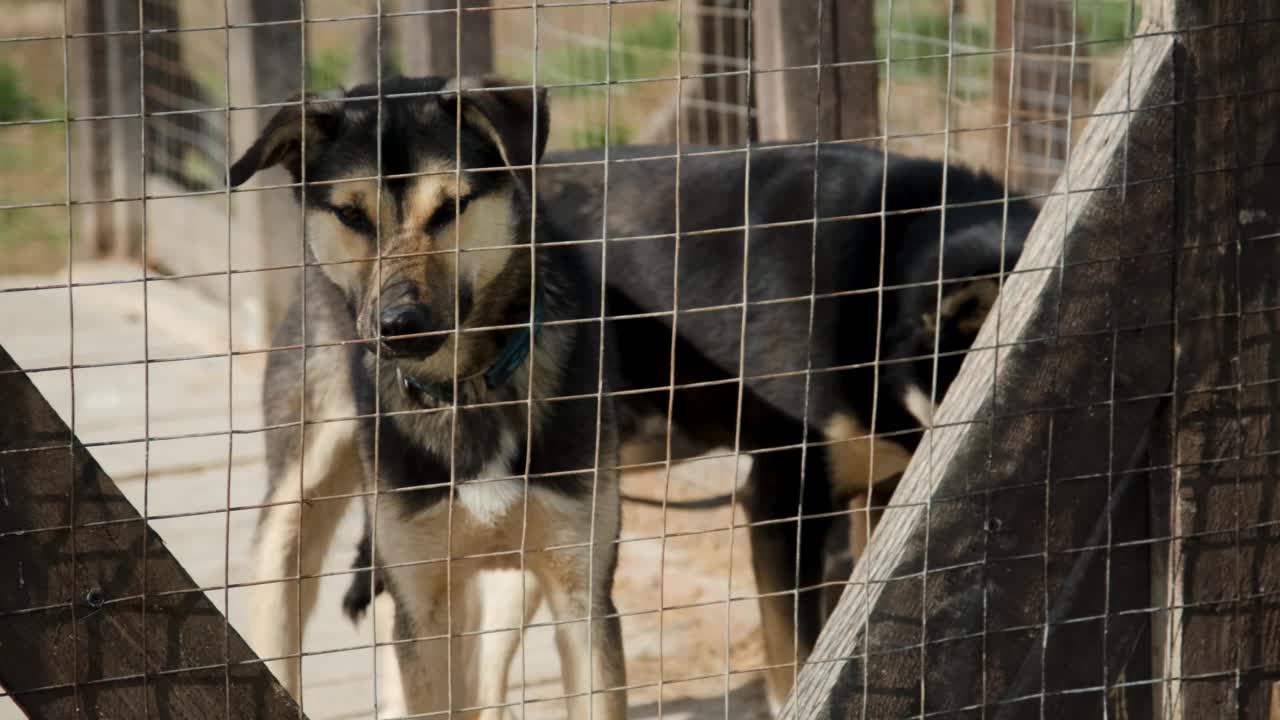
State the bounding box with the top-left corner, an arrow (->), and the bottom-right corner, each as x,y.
3,1 -> 1276,719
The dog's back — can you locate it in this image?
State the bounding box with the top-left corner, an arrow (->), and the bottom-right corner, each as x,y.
538,143 -> 1037,445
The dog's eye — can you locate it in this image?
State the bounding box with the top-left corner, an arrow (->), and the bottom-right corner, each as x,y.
334,204 -> 373,232
423,192 -> 479,234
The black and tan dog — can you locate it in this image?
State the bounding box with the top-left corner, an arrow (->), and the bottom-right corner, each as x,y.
541,144 -> 1037,710
341,141 -> 1038,712
230,76 -> 626,719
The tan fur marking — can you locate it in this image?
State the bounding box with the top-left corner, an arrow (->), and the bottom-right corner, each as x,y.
404,162 -> 467,249
921,278 -> 1001,338
330,179 -> 377,219
307,174 -> 379,293
901,383 -> 936,429
824,412 -> 912,497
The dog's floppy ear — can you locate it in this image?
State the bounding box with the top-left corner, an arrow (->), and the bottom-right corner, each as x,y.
229,92 -> 345,187
443,76 -> 550,169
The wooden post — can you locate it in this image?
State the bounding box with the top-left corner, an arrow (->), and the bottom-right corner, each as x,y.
1155,0 -> 1280,715
992,0 -> 1086,195
68,0 -> 143,259
752,0 -> 878,143
68,0 -> 111,259
398,0 -> 494,78
227,0 -> 304,348
778,11 -> 1179,717
0,345 -> 305,717
347,18 -> 393,86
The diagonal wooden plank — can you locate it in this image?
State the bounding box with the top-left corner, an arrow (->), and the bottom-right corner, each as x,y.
780,16 -> 1180,720
0,343 -> 305,719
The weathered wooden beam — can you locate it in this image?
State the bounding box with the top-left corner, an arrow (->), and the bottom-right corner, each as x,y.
780,15 -> 1179,719
398,0 -> 494,79
0,345 -> 304,717
752,0 -> 878,143
1154,0 -> 1280,716
223,0 -> 304,349
67,0 -> 143,260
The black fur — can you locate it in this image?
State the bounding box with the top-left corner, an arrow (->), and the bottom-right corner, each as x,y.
544,144 -> 1037,701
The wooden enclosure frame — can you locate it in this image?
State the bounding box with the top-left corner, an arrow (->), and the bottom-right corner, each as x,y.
781,0 -> 1280,716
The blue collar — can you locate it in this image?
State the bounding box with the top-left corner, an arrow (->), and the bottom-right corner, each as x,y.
401,294 -> 544,405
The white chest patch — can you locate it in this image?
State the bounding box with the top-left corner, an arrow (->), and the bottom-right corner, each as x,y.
455,431 -> 522,527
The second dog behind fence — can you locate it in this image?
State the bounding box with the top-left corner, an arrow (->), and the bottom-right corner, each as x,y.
539,142 -> 1038,711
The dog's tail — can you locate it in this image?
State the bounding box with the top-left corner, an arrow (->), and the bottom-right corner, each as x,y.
619,492 -> 736,510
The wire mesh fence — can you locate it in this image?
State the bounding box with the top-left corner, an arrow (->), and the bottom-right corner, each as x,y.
0,0 -> 1278,719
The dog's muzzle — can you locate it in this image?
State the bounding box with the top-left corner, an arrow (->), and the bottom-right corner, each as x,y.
378,303 -> 449,358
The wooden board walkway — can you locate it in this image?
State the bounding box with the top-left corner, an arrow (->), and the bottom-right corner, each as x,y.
0,262 -> 771,719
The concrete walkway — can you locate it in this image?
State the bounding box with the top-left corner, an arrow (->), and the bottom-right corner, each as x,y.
0,262 -> 772,719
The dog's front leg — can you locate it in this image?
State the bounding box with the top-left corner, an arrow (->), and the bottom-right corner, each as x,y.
462,570 -> 543,720
529,491 -> 627,720
743,445 -> 833,716
249,423 -> 358,698
386,556 -> 458,717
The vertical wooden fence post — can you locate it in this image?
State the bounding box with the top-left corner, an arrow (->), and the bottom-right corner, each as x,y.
228,0 -> 303,347
752,0 -> 878,143
68,0 -> 143,260
398,0 -> 494,78
1155,0 -> 1280,715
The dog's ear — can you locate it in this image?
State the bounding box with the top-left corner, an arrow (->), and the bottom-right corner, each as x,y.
442,76 -> 550,169
920,277 -> 1000,341
229,93 -> 345,188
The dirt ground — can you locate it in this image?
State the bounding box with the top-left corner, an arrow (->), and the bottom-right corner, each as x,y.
611,455 -> 774,719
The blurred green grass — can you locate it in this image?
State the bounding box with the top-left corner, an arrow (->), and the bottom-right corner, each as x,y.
0,56 -> 68,274
511,10 -> 678,97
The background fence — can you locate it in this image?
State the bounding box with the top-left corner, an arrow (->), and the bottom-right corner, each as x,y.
3,0 -> 1135,343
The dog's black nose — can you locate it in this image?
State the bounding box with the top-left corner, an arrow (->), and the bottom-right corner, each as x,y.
379,304 -> 446,356
380,304 -> 429,339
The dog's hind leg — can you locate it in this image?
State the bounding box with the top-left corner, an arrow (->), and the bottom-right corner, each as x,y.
818,489 -> 889,624
743,445 -> 833,715
528,486 -> 627,720
249,418 -> 359,699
